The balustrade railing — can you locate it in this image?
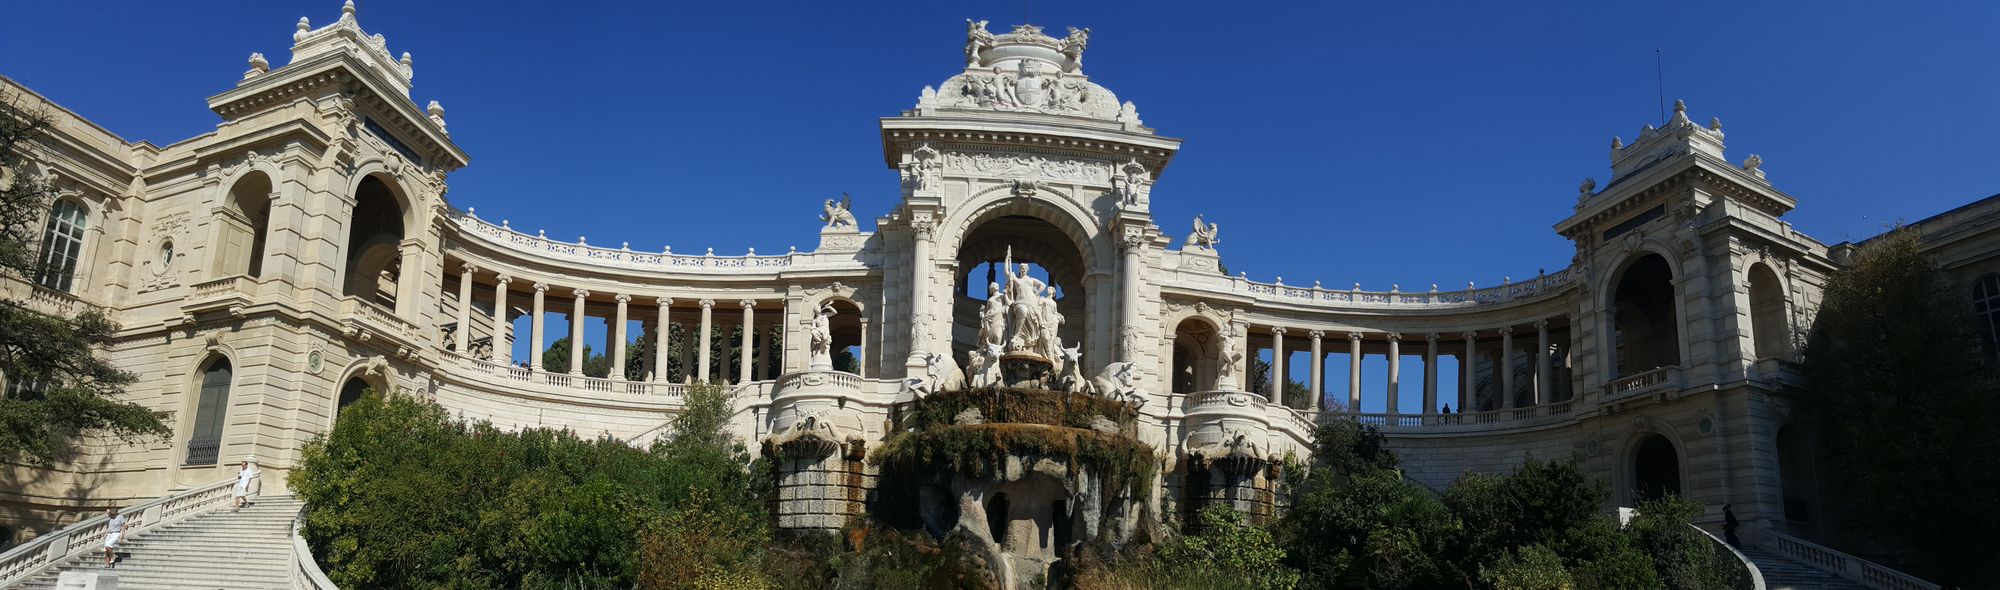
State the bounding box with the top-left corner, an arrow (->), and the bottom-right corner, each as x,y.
448,351 -> 689,397
1235,267 -> 1580,308
772,370 -> 864,396
291,505 -> 336,590
1321,400 -> 1577,430
1759,529 -> 1937,590
25,285 -> 79,316
0,479 -> 236,588
451,209 -> 800,271
1602,366 -> 1683,400
339,296 -> 422,339
1755,357 -> 1807,388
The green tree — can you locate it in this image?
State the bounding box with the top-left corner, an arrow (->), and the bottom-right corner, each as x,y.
1480,545 -> 1573,590
0,91 -> 167,464
1802,228 -> 2000,585
542,336 -> 611,378
1309,418 -> 1398,477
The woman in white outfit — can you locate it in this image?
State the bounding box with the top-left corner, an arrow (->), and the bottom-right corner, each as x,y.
232,460 -> 259,510
101,508 -> 126,568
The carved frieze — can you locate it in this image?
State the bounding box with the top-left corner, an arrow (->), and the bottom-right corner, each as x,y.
943,150 -> 1111,184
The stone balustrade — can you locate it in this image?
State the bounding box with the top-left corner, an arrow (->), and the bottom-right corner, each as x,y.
772,370 -> 864,399
1759,529 -> 1939,590
449,351 -> 690,398
0,478 -> 236,587
290,505 -> 337,590
1321,400 -> 1578,432
451,209 -> 808,272
24,284 -> 81,317
1755,357 -> 1807,388
1602,365 -> 1684,401
1234,266 -> 1580,309
338,295 -> 424,346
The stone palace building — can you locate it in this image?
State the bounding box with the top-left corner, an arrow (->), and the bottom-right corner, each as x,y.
3,2 -> 1994,566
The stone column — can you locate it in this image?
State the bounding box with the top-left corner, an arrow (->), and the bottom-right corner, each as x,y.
1268,327 -> 1287,405
1535,319 -> 1550,406
739,300 -> 756,384
1462,331 -> 1477,411
677,320 -> 694,382
1347,332 -> 1363,412
856,318 -> 870,378
611,294 -> 631,380
1386,333 -> 1402,415
1119,232 -> 1144,362
396,239 -> 423,318
654,298 -> 673,382
569,289 -> 590,375
907,220 -> 935,363
1500,326 -> 1516,409
455,263 -> 476,353
530,283 -> 548,370
698,299 -> 715,382
1308,330 -> 1324,411
490,275 -> 511,363
1423,333 -> 1439,415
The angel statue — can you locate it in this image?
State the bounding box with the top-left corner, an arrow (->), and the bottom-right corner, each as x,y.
808,302 -> 836,370
821,193 -> 857,230
1189,214 -> 1220,248
1216,326 -> 1243,390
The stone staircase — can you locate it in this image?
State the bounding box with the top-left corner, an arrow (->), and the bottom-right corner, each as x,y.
1740,545 -> 1869,590
10,496 -> 302,590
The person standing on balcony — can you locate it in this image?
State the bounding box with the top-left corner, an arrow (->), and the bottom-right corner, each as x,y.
1723,504 -> 1741,547
232,460 -> 260,510
101,508 -> 126,568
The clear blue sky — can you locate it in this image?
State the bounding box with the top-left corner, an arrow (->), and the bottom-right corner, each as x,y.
4,1 -> 1995,291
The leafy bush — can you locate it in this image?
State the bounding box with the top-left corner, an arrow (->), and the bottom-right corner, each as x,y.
1626,497 -> 1741,590
291,385 -> 760,589
899,387 -> 1136,432
1309,418 -> 1397,477
1480,545 -> 1573,590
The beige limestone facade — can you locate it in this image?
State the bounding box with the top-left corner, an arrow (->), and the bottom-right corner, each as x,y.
3,3 -> 1987,554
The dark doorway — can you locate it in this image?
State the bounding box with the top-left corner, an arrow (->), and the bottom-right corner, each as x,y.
1634,434 -> 1682,501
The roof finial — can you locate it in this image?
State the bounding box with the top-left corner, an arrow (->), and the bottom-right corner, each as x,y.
426,100 -> 447,134
244,53 -> 270,80
1708,117 -> 1722,132
342,0 -> 356,18
295,17 -> 311,42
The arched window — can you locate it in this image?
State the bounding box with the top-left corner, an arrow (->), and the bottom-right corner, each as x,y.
217,173 -> 273,278
34,200 -> 87,292
1611,254 -> 1681,377
1748,264 -> 1790,360
1974,275 -> 2000,363
338,377 -> 370,413
344,176 -> 407,310
185,357 -> 233,465
1633,434 -> 1681,502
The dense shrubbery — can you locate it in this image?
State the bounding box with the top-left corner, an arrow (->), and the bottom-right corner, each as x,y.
1272,418 -> 1740,590
898,387 -> 1136,431
295,389 -> 1746,590
291,384 -> 763,589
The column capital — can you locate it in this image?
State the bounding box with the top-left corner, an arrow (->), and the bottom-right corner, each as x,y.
699,298 -> 716,309
1348,332 -> 1365,341
1309,329 -> 1324,339
1385,332 -> 1403,342
740,299 -> 757,309
1534,318 -> 1550,329
1425,332 -> 1440,342
1462,330 -> 1479,340
1270,326 -> 1288,336
1497,325 -> 1514,336
655,296 -> 674,307
910,218 -> 938,239
494,274 -> 512,285
533,282 -> 549,293
460,262 -> 478,275
573,288 -> 590,299
614,293 -> 631,304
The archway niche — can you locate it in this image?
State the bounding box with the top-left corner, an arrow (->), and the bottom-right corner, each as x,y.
952,215 -> 1089,371
1748,264 -> 1789,360
337,377 -> 370,413
824,299 -> 866,376
1171,317 -> 1220,393
1633,434 -> 1682,502
216,171 -> 274,278
1611,254 -> 1680,378
343,175 -> 407,310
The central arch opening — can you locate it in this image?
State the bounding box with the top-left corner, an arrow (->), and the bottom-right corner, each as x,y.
1633,434 -> 1681,502
1612,253 -> 1680,377
953,214 -> 1088,371
344,175 -> 407,310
